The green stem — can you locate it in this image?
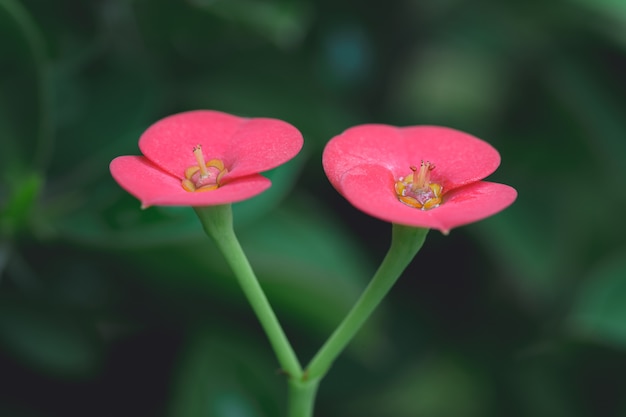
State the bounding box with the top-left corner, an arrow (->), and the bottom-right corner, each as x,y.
288,379 -> 320,417
194,205 -> 302,379
305,224 -> 429,381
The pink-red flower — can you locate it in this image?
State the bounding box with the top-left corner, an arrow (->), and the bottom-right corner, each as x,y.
110,110 -> 303,207
322,124 -> 517,234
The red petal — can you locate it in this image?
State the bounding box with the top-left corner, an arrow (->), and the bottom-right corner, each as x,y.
138,110 -> 302,180
323,124 -> 403,191
110,156 -> 271,208
337,164 -> 517,233
323,124 -> 501,192
223,117 -> 304,179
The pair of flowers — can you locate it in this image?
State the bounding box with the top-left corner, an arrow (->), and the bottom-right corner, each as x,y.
110,110 -> 516,234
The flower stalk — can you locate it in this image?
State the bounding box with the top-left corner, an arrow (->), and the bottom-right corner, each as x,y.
193,207 -> 429,417
288,378 -> 320,417
305,224 -> 429,380
194,204 -> 303,380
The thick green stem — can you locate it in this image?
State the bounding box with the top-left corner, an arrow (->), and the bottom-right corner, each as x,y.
305,224 -> 429,381
194,205 -> 302,379
288,379 -> 320,417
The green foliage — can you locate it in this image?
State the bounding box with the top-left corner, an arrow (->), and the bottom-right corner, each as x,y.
342,355 -> 493,417
0,296 -> 102,375
1,0 -> 625,416
0,172 -> 42,238
0,0 -> 50,174
569,250 -> 626,348
169,326 -> 284,417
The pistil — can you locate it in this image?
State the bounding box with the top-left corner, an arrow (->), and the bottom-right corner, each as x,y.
181,145 -> 228,192
193,145 -> 209,178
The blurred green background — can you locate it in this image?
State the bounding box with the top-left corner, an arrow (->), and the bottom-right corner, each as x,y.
2,0 -> 626,416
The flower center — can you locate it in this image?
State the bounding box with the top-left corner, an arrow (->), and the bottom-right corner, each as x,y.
181,145 -> 228,192
394,161 -> 443,210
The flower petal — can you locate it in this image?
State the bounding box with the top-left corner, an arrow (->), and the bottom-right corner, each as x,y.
337,164 -> 517,233
110,156 -> 271,208
139,110 -> 239,179
323,124 -> 403,190
323,124 -> 501,192
138,110 -> 303,180
223,117 -> 304,179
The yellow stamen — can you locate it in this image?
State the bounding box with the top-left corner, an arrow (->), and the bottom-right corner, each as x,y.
216,168 -> 228,184
185,165 -> 200,179
395,162 -> 443,210
181,145 -> 228,193
182,178 -> 196,192
195,184 -> 219,192
206,159 -> 225,171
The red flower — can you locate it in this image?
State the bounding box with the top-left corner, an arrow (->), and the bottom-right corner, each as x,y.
110,110 -> 303,208
322,124 -> 517,234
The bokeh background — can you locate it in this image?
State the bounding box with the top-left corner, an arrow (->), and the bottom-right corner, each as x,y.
2,0 -> 626,416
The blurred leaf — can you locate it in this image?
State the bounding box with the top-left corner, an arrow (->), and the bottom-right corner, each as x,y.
0,297 -> 102,376
168,325 -> 283,417
133,0 -> 227,61
390,44 -> 511,127
343,355 -> 492,417
191,0 -> 313,49
0,240 -> 9,278
50,66 -> 157,178
568,0 -> 626,20
568,249 -> 626,349
546,58 -> 626,194
57,193 -> 205,248
0,0 -> 51,173
0,172 -> 42,238
512,357 -> 581,417
473,201 -> 567,303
